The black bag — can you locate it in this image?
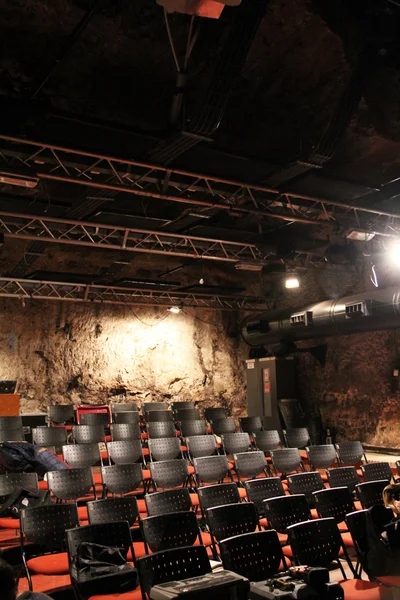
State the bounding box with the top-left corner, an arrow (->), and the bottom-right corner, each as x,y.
71,542 -> 138,597
0,487 -> 51,519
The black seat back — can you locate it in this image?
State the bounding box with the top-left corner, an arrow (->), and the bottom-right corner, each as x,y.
206,502 -> 259,542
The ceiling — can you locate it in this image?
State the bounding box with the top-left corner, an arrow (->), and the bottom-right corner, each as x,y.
1,0 -> 400,310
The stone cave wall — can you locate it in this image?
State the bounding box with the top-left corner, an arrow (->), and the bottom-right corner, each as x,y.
0,298 -> 248,415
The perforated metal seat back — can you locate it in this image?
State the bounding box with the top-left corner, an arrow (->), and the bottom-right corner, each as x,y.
220,531 -> 283,582
254,430 -> 281,453
222,432 -> 251,455
111,402 -> 138,413
204,408 -> 229,421
306,445 -> 337,469
211,417 -> 236,435
32,426 -> 67,447
21,504 -> 79,551
187,435 -> 218,458
287,517 -> 342,567
101,463 -> 142,495
239,416 -> 263,434
234,451 -> 267,479
180,420 -> 207,437
198,483 -> 240,512
63,443 -> 100,468
175,408 -> 201,421
206,502 -> 259,542
107,440 -> 143,464
0,472 -> 38,500
80,413 -> 110,427
313,487 -> 355,523
150,459 -> 189,489
287,471 -> 324,499
0,428 -> 25,442
0,416 -> 23,429
357,480 -> 387,509
72,424 -> 105,444
327,466 -> 360,493
336,441 -> 365,466
113,411 -> 140,424
264,494 -> 310,533
147,410 -> 174,423
149,437 -> 182,461
87,497 -> 139,526
145,488 -> 193,516
47,467 -> 95,501
171,401 -> 195,412
244,478 -> 285,514
141,510 -> 199,553
144,402 -> 169,413
148,421 -> 177,439
194,455 -> 231,484
110,423 -> 141,441
270,448 -> 303,474
137,546 -> 211,596
284,428 -> 310,449
361,462 -> 393,483
47,405 -> 74,424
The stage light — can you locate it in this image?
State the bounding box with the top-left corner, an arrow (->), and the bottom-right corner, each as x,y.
168,305 -> 181,314
285,274 -> 300,289
389,241 -> 400,265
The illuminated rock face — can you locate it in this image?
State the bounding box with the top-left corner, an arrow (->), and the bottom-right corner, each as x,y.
0,299 -> 247,414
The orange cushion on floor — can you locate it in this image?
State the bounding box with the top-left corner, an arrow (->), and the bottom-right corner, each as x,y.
27,552 -> 69,575
89,590 -> 142,600
0,518 -> 20,529
339,579 -> 393,600
38,481 -> 48,490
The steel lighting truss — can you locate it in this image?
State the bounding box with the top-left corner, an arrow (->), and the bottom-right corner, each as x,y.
1,134 -> 400,235
0,277 -> 266,311
0,210 -> 264,263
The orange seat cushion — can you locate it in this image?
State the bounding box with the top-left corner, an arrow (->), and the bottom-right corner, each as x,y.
142,448 -> 149,456
277,532 -> 287,545
181,445 -> 187,452
354,501 -> 362,511
190,493 -> 199,506
77,506 -> 88,521
141,433 -> 148,440
0,518 -> 20,529
198,531 -> 213,546
338,521 -> 348,532
299,450 -> 308,460
238,488 -> 246,499
127,542 -> 147,560
377,575 -> 400,587
142,470 -> 151,480
27,552 -> 69,575
339,579 -> 393,600
341,532 -> 354,547
38,481 -> 48,490
188,465 -> 195,475
101,450 -> 108,460
310,508 -> 318,519
137,499 -> 147,513
89,590 -> 142,600
259,517 -> 268,529
93,473 -> 103,485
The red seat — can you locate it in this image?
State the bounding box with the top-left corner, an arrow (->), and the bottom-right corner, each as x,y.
188,465 -> 195,475
354,501 -> 363,511
137,499 -> 147,513
339,579 -> 393,599
299,450 -> 308,460
181,445 -> 188,452
341,531 -> 354,547
259,517 -> 268,528
190,493 -> 199,506
310,509 -> 318,518
238,488 -> 246,499
27,552 -> 69,575
89,591 -> 142,600
38,481 -> 48,490
0,518 -> 20,530
78,506 -> 88,521
142,469 -> 151,480
93,473 -> 102,485
127,542 -> 147,560
142,448 -> 149,456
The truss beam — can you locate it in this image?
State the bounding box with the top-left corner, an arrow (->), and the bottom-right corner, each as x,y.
0,209 -> 263,263
1,134 -> 399,234
0,277 -> 266,311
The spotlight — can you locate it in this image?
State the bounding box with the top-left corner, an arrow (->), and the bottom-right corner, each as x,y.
285,274 -> 300,289
389,241 -> 400,265
168,305 -> 181,314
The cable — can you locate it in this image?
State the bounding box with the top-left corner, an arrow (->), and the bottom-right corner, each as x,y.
118,295 -> 173,327
164,9 -> 181,73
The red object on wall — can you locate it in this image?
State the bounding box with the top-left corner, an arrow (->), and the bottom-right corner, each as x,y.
157,0 -> 242,19
263,368 -> 270,394
75,405 -> 111,424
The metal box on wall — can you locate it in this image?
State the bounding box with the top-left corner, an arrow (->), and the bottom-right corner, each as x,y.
245,356 -> 296,433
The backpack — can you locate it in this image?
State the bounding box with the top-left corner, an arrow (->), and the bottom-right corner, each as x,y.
0,487 -> 51,519
71,542 -> 138,597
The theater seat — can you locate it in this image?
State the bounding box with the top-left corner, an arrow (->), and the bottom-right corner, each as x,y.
0,518 -> 20,529
339,579 -> 393,599
238,488 -> 246,499
27,552 -> 69,575
137,499 -> 147,513
93,473 -> 103,485
310,509 -> 318,518
127,542 -> 147,560
142,470 -> 151,480
89,591 -> 142,600
77,506 -> 88,521
259,517 -> 268,528
190,493 -> 199,506
38,481 -> 48,490
354,501 -> 363,511
341,531 -> 354,547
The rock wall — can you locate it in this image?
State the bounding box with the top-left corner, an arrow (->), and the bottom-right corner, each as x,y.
0,298 -> 248,415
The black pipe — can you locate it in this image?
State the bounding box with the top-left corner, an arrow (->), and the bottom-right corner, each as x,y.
241,286 -> 400,347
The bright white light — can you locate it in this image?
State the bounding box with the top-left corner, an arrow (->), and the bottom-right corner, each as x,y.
168,306 -> 181,314
285,276 -> 300,289
389,242 -> 400,265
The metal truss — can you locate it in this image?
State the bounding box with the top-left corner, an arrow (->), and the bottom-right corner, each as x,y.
0,277 -> 266,311
1,134 -> 400,235
0,209 -> 264,264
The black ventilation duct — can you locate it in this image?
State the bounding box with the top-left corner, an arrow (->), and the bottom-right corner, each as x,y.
241,286 -> 400,347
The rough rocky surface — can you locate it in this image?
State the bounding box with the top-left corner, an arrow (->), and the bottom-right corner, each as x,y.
0,297 -> 248,415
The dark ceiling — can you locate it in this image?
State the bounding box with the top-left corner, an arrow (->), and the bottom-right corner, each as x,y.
1,0 -> 400,308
